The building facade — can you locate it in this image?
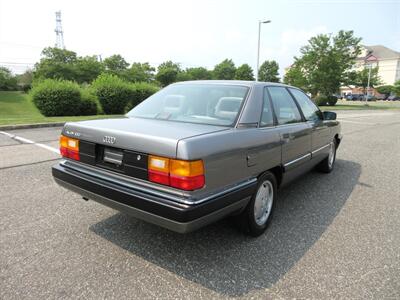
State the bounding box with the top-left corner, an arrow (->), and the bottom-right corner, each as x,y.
341,45 -> 400,96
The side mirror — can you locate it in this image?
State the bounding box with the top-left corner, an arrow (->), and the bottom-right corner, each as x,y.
323,111 -> 337,120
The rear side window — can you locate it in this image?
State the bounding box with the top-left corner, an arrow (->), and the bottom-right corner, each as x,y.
260,88 -> 274,127
267,87 -> 302,125
289,88 -> 323,121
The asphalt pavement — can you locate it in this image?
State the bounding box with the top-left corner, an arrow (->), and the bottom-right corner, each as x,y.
1,110 -> 400,299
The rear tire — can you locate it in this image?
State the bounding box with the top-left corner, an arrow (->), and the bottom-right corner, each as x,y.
317,139 -> 336,173
235,171 -> 277,237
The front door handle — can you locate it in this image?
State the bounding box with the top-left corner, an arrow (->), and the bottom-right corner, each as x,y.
281,133 -> 293,144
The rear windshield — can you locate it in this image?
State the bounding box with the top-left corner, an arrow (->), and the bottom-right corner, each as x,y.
127,84 -> 249,126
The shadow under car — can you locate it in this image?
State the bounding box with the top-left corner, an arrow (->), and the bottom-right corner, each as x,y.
90,159 -> 361,297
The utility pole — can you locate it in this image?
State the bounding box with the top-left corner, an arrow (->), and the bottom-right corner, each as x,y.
256,20 -> 271,81
55,11 -> 65,49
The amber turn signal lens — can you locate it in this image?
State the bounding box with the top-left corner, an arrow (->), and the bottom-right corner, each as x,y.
60,135 -> 69,148
59,135 -> 80,161
170,159 -> 204,177
147,155 -> 205,190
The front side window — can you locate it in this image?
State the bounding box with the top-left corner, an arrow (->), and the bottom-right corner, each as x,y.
127,84 -> 249,126
289,88 -> 323,121
268,87 -> 302,125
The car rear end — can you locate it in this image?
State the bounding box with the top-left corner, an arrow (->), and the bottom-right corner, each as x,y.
52,82 -> 256,233
53,123 -> 251,233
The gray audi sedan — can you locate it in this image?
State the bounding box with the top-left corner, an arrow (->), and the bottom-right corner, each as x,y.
52,80 -> 341,236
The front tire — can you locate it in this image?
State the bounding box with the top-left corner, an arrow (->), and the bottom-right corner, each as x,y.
236,171 -> 277,237
317,139 -> 336,173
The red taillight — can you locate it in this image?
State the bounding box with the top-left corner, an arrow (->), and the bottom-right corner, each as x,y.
148,156 -> 205,191
60,135 -> 80,161
60,146 -> 68,157
148,169 -> 170,185
67,149 -> 80,161
170,174 -> 205,191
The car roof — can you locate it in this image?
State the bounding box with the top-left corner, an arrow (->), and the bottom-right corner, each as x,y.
172,80 -> 293,88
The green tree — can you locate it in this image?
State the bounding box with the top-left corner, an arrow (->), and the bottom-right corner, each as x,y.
292,30 -> 362,97
155,61 -> 181,86
41,47 -> 77,63
74,56 -> 104,84
33,47 -> 78,81
0,67 -> 18,90
235,64 -> 255,80
128,62 -> 155,82
15,70 -> 33,92
176,71 -> 192,82
258,60 -> 280,82
376,85 -> 393,96
352,66 -> 382,93
213,59 -> 236,80
185,67 -> 212,80
283,64 -> 308,91
103,54 -> 129,78
392,80 -> 400,95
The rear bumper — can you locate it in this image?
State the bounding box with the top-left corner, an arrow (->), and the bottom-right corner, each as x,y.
52,163 -> 256,233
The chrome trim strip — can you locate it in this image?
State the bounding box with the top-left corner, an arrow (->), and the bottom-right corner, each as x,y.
311,143 -> 331,156
283,153 -> 311,168
189,178 -> 257,204
60,160 -> 257,205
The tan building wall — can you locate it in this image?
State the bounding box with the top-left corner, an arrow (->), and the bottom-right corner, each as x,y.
378,58 -> 400,85
355,46 -> 400,85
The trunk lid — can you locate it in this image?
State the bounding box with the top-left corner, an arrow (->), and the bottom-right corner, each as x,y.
63,117 -> 228,158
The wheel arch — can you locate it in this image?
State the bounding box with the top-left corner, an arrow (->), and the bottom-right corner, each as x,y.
259,165 -> 283,188
334,133 -> 341,148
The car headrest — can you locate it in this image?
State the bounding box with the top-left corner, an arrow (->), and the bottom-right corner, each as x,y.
163,95 -> 185,113
214,97 -> 242,120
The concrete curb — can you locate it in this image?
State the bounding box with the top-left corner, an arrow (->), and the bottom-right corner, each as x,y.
0,122 -> 65,131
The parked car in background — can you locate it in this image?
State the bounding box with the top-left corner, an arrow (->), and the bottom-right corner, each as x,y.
52,81 -> 342,236
365,94 -> 376,101
387,95 -> 400,101
346,94 -> 363,101
376,94 -> 389,100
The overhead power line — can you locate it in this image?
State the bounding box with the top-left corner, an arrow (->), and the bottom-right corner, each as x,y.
0,61 -> 35,65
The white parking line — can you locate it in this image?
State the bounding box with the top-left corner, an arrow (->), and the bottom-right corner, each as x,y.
337,112 -> 396,119
0,131 -> 60,154
338,120 -> 376,125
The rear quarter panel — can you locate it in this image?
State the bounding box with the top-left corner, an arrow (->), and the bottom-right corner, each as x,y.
177,127 -> 282,199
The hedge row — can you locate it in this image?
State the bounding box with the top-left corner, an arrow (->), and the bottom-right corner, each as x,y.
92,74 -> 160,114
313,95 -> 338,106
30,75 -> 160,117
30,79 -> 97,116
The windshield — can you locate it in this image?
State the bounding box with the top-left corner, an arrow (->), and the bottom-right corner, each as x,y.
127,84 -> 249,126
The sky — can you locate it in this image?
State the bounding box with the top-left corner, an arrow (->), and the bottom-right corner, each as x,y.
0,0 -> 399,76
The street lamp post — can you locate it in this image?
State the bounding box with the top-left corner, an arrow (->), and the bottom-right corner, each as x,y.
365,63 -> 372,105
364,55 -> 377,105
256,20 -> 271,81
